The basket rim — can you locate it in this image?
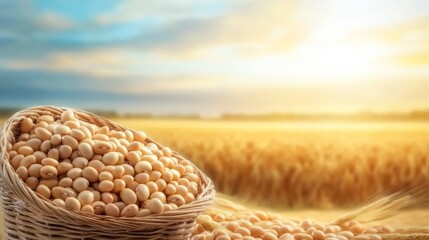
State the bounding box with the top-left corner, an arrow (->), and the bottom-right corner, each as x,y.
0,105 -> 215,229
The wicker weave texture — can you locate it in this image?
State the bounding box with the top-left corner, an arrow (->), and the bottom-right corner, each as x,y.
0,106 -> 215,240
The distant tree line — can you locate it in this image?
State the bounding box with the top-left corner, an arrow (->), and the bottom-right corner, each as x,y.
1,107 -> 429,121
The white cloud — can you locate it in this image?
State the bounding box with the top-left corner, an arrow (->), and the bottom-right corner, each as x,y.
38,12 -> 75,30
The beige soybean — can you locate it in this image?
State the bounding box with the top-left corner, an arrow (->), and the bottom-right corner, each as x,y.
20,155 -> 36,168
126,151 -> 140,166
116,145 -> 128,158
112,166 -> 125,179
58,177 -> 73,188
113,202 -> 126,212
102,152 -> 119,166
93,134 -> 109,141
40,165 -> 58,179
21,118 -> 34,133
136,184 -> 150,201
61,110 -> 75,123
150,192 -> 166,203
105,203 -> 120,217
64,120 -> 80,129
88,160 -> 105,172
36,184 -> 51,198
57,162 -> 73,175
35,127 -> 52,141
155,179 -> 167,192
92,190 -> 101,202
57,187 -> 75,198
47,148 -> 59,160
127,142 -> 141,152
51,134 -> 62,146
103,165 -> 115,173
167,194 -> 185,206
70,129 -> 85,141
164,184 -> 176,196
134,131 -> 147,142
18,133 -> 29,141
82,166 -> 98,183
119,175 -> 132,187
16,166 -> 29,180
39,179 -> 58,189
40,140 -> 53,153
81,139 -> 94,146
79,126 -> 92,139
121,204 -> 138,217
161,170 -> 173,183
92,201 -> 106,215
173,165 -> 186,176
146,181 -> 158,193
118,139 -> 130,147
151,161 -> 164,172
81,205 -> 94,214
112,179 -> 126,193
176,185 -> 188,196
59,145 -> 73,159
99,171 -> 113,182
120,188 -> 137,205
93,141 -> 112,155
53,198 -> 66,208
70,151 -> 79,160
136,208 -> 151,217
11,154 -> 24,170
72,157 -> 89,169
25,176 -> 39,190
135,161 -> 152,174
32,151 -> 46,162
99,180 -> 115,192
135,173 -> 150,184
13,141 -> 27,151
62,135 -> 78,150
121,164 -> 135,176
101,193 -> 114,204
18,146 -> 34,156
26,138 -> 42,151
41,157 -> 58,167
51,186 -> 65,199
77,190 -> 94,206
141,155 -> 157,163
67,168 -> 82,179
149,171 -> 162,181
65,197 -> 81,211
109,131 -> 126,139
123,130 -> 133,142
54,125 -> 70,135
73,177 -> 89,192
78,142 -> 93,160
37,115 -> 54,124
148,198 -> 164,214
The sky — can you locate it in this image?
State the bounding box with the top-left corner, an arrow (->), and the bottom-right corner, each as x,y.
0,0 -> 429,116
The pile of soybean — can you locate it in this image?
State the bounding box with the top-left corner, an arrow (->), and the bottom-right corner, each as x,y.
8,110 -> 200,217
192,212 -> 392,240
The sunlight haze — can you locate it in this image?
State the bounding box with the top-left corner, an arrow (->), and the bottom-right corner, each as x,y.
0,0 -> 428,115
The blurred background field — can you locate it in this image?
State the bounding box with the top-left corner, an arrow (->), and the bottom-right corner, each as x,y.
115,118 -> 429,209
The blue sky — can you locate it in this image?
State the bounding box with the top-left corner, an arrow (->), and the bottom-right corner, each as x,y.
1,0 -> 429,115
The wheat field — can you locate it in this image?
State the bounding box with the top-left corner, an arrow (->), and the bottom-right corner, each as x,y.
115,119 -> 429,209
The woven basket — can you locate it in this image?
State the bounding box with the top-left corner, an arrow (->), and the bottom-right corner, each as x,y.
0,106 -> 215,240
